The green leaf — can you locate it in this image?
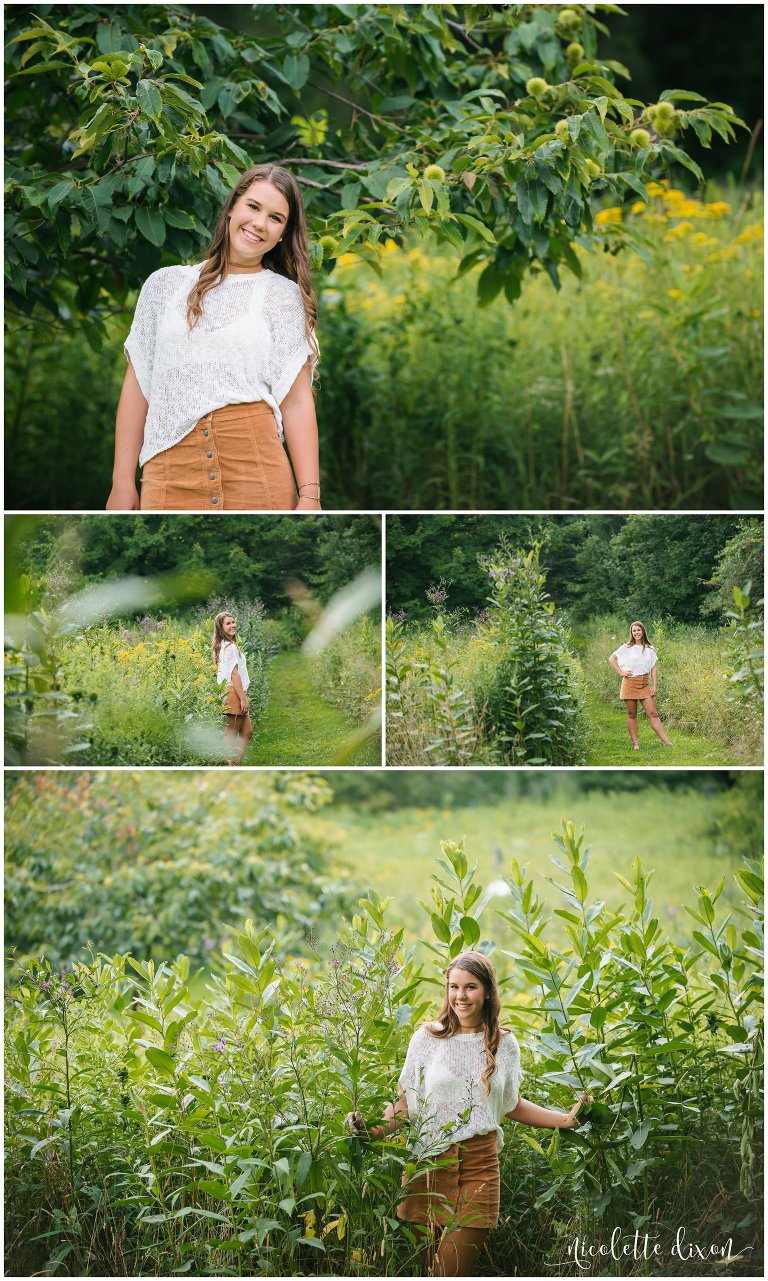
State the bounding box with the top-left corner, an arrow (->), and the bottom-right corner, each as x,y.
282,54 -> 310,90
137,79 -> 162,121
460,916 -> 480,947
145,1046 -> 176,1075
454,212 -> 496,244
431,914 -> 451,943
134,206 -> 166,247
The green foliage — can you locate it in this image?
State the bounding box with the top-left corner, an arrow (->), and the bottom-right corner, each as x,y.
722,584 -> 764,710
310,615 -> 381,725
4,772 -> 348,972
11,515 -> 381,613
4,821 -> 762,1276
387,515 -> 760,627
5,4 -> 743,334
703,519 -> 764,617
386,613 -> 486,767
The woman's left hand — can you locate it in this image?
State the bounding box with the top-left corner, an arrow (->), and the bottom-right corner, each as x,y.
562,1093 -> 593,1128
295,496 -> 322,511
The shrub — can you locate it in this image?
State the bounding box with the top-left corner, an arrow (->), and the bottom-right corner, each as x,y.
479,543 -> 587,765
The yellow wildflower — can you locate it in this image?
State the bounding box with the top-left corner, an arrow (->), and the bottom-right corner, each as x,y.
705,200 -> 731,217
645,180 -> 669,197
667,289 -> 684,300
595,207 -> 622,226
631,200 -> 646,214
666,221 -> 694,237
736,223 -> 764,244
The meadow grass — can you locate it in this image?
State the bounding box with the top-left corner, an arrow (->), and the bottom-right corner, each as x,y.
316,785 -> 750,944
319,183 -> 762,510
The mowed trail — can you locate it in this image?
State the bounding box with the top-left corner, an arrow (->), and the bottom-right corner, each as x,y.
247,651 -> 380,766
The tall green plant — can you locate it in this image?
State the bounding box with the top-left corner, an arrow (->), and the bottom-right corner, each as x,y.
481,541 -> 586,764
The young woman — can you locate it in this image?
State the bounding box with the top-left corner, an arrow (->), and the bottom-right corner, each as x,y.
212,612 -> 252,765
347,952 -> 589,1278
609,621 -> 672,750
107,164 -> 321,512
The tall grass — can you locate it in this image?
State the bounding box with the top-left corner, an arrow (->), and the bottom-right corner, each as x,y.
5,827 -> 763,1277
310,615 -> 381,725
318,184 -> 763,510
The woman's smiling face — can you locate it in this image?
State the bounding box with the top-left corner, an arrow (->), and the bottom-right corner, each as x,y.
631,623 -> 645,642
222,615 -> 237,639
447,967 -> 486,1029
227,179 -> 289,268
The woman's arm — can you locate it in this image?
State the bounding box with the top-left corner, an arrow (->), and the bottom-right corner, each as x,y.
506,1094 -> 590,1129
609,654 -> 631,677
106,362 -> 148,510
649,662 -> 658,696
229,663 -> 248,714
347,1089 -> 409,1141
280,361 -> 321,511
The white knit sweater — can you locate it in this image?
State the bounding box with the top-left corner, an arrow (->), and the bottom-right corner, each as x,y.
399,1025 -> 523,1158
125,265 -> 314,466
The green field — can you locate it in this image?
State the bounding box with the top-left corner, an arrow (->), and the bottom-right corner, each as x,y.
317,784 -> 752,943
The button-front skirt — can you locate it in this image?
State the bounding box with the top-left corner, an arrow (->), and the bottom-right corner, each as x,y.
620,673 -> 652,700
140,402 -> 298,511
396,1131 -> 501,1229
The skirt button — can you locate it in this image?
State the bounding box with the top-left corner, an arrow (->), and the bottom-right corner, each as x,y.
211,495 -> 219,505
203,428 -> 209,437
207,451 -> 213,459
209,472 -> 216,481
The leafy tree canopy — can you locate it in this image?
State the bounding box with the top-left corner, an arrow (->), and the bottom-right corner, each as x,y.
5,3 -> 744,345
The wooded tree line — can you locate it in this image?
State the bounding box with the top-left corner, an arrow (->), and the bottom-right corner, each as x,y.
386,515 -> 763,623
15,514 -> 380,611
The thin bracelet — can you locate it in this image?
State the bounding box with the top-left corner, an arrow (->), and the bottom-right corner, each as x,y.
298,483 -> 321,494
298,495 -> 321,503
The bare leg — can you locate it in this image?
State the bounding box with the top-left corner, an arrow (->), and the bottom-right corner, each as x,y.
641,696 -> 672,745
624,699 -> 639,748
434,1227 -> 488,1277
224,713 -> 253,764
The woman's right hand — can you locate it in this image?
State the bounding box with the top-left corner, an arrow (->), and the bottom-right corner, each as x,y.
239,695 -> 249,714
346,1111 -> 370,1139
619,668 -> 633,677
106,483 -> 140,511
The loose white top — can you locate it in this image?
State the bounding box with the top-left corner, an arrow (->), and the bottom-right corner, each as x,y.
398,1024 -> 523,1158
217,641 -> 250,692
125,264 -> 315,466
611,642 -> 658,677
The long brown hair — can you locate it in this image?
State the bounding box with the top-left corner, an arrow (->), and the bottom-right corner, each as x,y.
428,951 -> 503,1092
212,612 -> 237,668
626,620 -> 650,648
186,163 -> 318,357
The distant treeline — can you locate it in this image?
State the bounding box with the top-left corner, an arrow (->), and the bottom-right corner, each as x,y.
386,515 -> 763,624
15,514 -> 380,612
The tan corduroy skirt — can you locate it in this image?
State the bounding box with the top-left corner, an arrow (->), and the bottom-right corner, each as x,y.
396,1131 -> 501,1229
620,673 -> 652,701
140,402 -> 298,511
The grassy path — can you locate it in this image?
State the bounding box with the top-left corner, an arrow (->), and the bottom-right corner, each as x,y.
247,651 -> 380,766
583,689 -> 733,766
